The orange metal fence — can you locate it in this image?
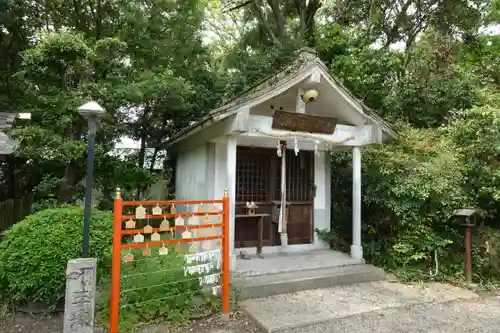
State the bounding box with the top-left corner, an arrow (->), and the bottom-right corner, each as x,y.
110,189 -> 231,333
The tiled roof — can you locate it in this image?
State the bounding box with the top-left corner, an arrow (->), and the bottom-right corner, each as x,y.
165,47 -> 396,146
0,112 -> 16,132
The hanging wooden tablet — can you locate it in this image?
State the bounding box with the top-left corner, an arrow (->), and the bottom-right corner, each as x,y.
215,240 -> 223,248
152,204 -> 162,215
204,213 -> 211,224
125,219 -> 136,229
212,205 -> 218,213
175,243 -> 185,253
123,253 -> 134,263
208,227 -> 218,237
158,244 -> 168,256
182,230 -> 192,239
143,223 -> 153,234
143,245 -> 151,257
197,205 -> 205,213
188,244 -> 198,253
151,232 -> 161,241
159,218 -> 169,231
135,205 -> 146,219
188,215 -> 199,226
217,214 -> 223,223
202,241 -> 212,251
197,228 -> 206,237
133,233 -> 145,243
175,216 -> 185,226
170,204 -> 176,214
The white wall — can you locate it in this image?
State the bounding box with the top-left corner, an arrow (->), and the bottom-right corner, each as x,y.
214,142 -> 228,199
175,142 -> 230,254
176,136 -> 332,257
175,144 -> 210,201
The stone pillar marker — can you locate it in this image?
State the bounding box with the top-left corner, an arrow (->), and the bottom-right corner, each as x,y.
63,258 -> 98,333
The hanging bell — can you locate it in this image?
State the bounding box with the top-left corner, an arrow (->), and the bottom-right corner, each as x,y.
314,140 -> 320,156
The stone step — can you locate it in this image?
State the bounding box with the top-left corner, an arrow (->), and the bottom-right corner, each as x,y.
233,264 -> 386,299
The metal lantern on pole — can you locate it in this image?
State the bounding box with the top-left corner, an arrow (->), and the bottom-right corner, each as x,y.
78,101 -> 105,258
452,208 -> 477,286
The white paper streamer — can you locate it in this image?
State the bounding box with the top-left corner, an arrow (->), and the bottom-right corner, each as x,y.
212,285 -> 221,295
183,262 -> 214,276
184,249 -> 221,269
198,273 -> 220,286
314,140 -> 320,156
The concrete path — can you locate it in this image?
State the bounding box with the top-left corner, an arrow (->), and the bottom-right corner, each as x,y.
242,281 -> 499,333
285,296 -> 500,333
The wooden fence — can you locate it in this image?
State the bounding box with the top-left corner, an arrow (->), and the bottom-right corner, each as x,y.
110,189 -> 231,333
0,194 -> 34,232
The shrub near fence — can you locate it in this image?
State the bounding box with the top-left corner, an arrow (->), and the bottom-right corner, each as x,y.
0,194 -> 34,232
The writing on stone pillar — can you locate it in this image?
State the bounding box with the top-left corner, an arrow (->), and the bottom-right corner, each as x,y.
64,259 -> 97,333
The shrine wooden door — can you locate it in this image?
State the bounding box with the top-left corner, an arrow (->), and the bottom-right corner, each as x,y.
234,146 -> 314,248
274,150 -> 314,245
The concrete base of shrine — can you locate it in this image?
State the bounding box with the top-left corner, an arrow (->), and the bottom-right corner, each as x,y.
231,250 -> 385,299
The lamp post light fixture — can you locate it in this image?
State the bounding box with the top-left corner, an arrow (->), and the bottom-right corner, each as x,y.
78,101 -> 105,258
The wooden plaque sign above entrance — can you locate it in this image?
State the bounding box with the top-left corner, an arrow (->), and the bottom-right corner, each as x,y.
271,110 -> 337,134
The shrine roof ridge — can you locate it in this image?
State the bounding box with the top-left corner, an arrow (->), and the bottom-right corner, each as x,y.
162,48 -> 396,148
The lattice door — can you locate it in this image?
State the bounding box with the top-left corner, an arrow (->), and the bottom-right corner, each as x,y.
234,147 -> 314,247
236,149 -> 271,202
274,151 -> 314,245
235,148 -> 273,248
274,151 -> 314,201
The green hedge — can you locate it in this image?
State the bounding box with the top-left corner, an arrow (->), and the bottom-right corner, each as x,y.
0,205 -> 113,305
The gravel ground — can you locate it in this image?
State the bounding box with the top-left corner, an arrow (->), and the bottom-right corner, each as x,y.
0,311 -> 260,333
279,296 -> 500,333
1,296 -> 499,333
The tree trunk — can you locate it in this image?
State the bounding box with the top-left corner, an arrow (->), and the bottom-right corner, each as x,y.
252,0 -> 281,46
136,106 -> 151,199
137,106 -> 151,169
149,147 -> 159,173
57,163 -> 81,203
267,0 -> 285,37
297,0 -> 322,47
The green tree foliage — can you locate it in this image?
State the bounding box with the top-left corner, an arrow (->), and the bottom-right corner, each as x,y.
11,32 -> 127,202
445,104 -> 500,221
0,0 -> 223,204
215,0 -> 500,281
0,0 -> 499,288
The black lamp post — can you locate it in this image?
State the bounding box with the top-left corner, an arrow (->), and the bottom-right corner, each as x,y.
78,101 -> 105,258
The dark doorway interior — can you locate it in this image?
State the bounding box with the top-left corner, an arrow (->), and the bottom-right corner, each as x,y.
234,146 -> 314,248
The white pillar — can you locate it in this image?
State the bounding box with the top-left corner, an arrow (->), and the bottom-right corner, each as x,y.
351,146 -> 363,260
226,137 -> 237,269
313,151 -> 329,248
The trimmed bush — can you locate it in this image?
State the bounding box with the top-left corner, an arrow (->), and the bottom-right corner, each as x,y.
0,205 -> 113,305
